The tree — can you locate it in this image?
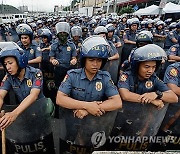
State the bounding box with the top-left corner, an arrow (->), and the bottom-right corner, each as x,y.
118,6 -> 134,15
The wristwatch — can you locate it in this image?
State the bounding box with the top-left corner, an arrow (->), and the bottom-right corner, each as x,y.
155,90 -> 163,99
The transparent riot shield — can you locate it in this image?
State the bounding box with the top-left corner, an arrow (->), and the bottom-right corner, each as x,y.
59,107 -> 118,154
111,101 -> 169,151
2,97 -> 55,154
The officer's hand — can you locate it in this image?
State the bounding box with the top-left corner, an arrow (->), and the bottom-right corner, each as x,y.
138,92 -> 157,104
51,59 -> 59,66
151,100 -> 164,110
70,59 -> 77,65
73,109 -> 88,119
85,102 -> 105,116
0,112 -> 18,130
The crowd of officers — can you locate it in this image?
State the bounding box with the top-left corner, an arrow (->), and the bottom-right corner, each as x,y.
0,13 -> 180,153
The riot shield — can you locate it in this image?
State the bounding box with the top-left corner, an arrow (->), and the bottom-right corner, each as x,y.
2,97 -> 55,154
111,101 -> 169,151
103,59 -> 119,85
155,99 -> 180,151
59,107 -> 118,154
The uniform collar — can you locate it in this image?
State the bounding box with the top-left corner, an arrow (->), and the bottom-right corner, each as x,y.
80,68 -> 102,80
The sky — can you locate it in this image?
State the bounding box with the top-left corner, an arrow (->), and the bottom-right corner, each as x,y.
1,0 -> 72,12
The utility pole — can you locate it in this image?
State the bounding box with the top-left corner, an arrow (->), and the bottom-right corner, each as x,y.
159,0 -> 167,17
113,0 -> 117,13
106,0 -> 110,15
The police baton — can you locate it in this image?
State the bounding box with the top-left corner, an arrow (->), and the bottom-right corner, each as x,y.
1,110 -> 6,154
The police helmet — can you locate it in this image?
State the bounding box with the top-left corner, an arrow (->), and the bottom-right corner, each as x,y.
129,18 -> 140,26
80,36 -> 110,68
88,19 -> 97,28
105,24 -> 115,32
29,22 -> 37,29
169,22 -> 177,30
156,20 -> 165,27
99,19 -> 107,26
82,26 -> 88,33
16,23 -> 33,40
36,20 -> 43,26
136,31 -> 153,47
0,42 -> 28,69
55,22 -> 70,35
71,26 -> 82,37
94,26 -> 108,35
39,28 -> 52,42
176,21 -> 180,29
130,44 -> 167,71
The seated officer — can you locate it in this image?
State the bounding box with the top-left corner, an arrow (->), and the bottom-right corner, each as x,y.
0,42 -> 45,129
115,44 -> 178,149
56,36 -> 122,152
118,44 -> 177,107
16,24 -> 42,68
167,36 -> 180,62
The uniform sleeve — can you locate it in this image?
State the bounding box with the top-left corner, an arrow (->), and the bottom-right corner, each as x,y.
58,72 -> 72,95
35,46 -> 42,58
117,72 -> 130,90
115,35 -> 121,43
104,73 -> 119,97
109,41 -> 118,56
154,77 -> 169,92
0,75 -> 11,91
123,32 -> 128,40
49,43 -> 56,57
32,70 -> 43,89
168,32 -> 175,41
167,46 -> 177,56
163,66 -> 179,85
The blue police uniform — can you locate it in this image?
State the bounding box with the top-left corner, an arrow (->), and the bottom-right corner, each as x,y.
0,66 -> 44,103
167,44 -> 180,58
17,41 -> 42,68
49,39 -> 77,88
152,28 -> 167,48
164,30 -> 180,49
40,42 -> 51,61
108,35 -> 121,45
49,40 -> 77,68
71,38 -> 83,68
118,71 -> 169,93
122,30 -> 138,62
59,68 -> 118,101
164,62 -> 180,86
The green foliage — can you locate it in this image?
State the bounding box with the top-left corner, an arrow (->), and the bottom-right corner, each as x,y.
118,6 -> 134,15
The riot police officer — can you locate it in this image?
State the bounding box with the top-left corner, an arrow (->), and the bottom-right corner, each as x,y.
164,21 -> 180,50
113,44 -> 178,151
106,23 -> 122,48
56,36 -> 122,153
49,22 -> 77,89
0,42 -> 55,154
70,26 -> 83,68
152,21 -> 167,48
16,23 -> 42,68
121,18 -> 139,65
167,35 -> 180,62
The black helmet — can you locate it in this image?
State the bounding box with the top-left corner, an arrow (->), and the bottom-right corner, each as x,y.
136,31 -> 153,47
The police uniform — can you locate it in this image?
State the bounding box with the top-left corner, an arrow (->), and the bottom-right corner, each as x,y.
0,66 -> 44,103
49,39 -> 77,88
18,41 -> 42,68
164,62 -> 180,88
164,30 -> 180,49
107,35 -> 121,45
167,44 -> 180,58
71,38 -> 83,68
118,71 -> 169,94
152,28 -> 167,48
121,30 -> 138,64
59,68 -> 118,101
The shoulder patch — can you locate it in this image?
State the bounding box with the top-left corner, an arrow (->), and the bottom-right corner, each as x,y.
171,47 -> 177,52
35,71 -> 42,80
169,68 -> 178,77
120,74 -> 128,82
63,74 -> 68,82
